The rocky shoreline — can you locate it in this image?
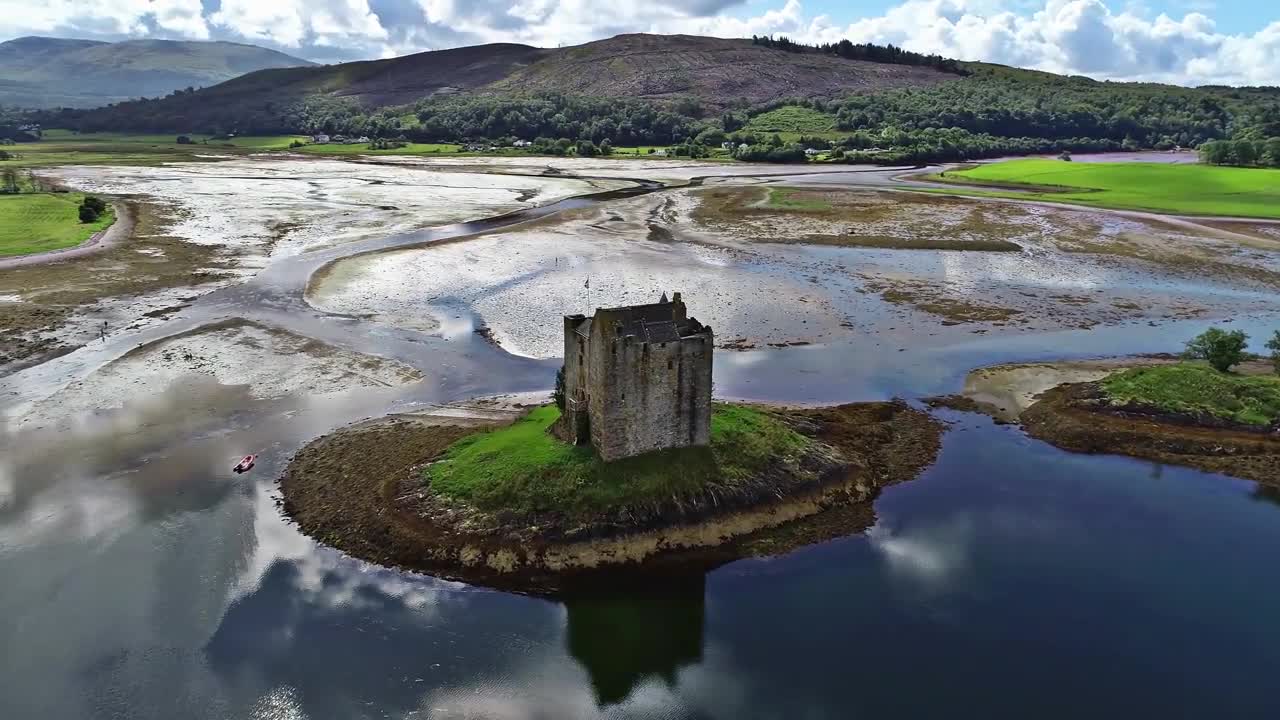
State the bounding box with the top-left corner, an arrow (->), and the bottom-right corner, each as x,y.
932,358 -> 1280,486
278,401 -> 943,594
1021,382 -> 1280,486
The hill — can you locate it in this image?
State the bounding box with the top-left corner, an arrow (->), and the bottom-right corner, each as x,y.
0,36 -> 313,108
46,33 -> 951,133
483,34 -> 943,105
31,33 -> 1280,164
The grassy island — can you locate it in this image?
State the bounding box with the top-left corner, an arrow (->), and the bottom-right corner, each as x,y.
278,399 -> 942,590
425,404 -> 812,517
1101,363 -> 1280,427
0,192 -> 114,257
931,159 -> 1280,219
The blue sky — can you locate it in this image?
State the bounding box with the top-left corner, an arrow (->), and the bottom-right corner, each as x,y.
1,1 -> 1277,85
776,0 -> 1257,32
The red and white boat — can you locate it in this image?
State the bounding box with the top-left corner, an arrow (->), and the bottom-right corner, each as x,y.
232,455 -> 257,474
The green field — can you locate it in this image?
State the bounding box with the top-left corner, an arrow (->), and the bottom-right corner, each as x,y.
294,141 -> 461,156
744,106 -> 839,135
1102,363 -> 1280,426
764,187 -> 831,211
2,131 -> 313,167
424,404 -> 810,517
932,159 -> 1280,219
0,192 -> 114,257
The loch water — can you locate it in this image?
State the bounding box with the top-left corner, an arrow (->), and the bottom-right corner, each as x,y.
5,319 -> 1280,720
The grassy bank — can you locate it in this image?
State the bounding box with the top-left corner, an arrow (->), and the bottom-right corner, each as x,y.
0,192 -> 113,257
930,159 -> 1280,219
425,404 -> 811,516
764,186 -> 832,211
1102,363 -> 1280,426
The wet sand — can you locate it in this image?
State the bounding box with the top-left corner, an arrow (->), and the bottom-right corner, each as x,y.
16,319 -> 423,430
308,183 -> 1280,358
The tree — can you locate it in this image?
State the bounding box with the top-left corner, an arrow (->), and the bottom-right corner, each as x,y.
1183,328 -> 1250,372
1058,150 -> 1073,161
1266,330 -> 1280,374
1263,138 -> 1280,168
81,195 -> 107,214
599,139 -> 613,155
553,366 -> 566,410
1234,139 -> 1259,166
176,135 -> 193,144
1,167 -> 18,194
78,203 -> 100,223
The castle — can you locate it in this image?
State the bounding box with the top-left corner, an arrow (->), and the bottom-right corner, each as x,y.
558,293 -> 714,461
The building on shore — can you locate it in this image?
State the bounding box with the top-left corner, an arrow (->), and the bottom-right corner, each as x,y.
557,293 -> 714,461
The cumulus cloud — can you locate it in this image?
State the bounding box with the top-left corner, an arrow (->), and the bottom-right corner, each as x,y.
0,0 -> 1276,85
815,0 -> 1280,85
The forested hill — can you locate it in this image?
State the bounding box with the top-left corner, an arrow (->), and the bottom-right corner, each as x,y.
34,33 -> 1280,164
45,34 -> 950,134
0,36 -> 313,108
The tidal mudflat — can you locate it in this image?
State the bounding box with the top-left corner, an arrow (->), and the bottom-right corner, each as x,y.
310,182 -> 1280,358
6,155 -> 1280,719
1,159 -> 627,370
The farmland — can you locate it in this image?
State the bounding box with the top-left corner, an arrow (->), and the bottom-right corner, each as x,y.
932,159 -> 1280,219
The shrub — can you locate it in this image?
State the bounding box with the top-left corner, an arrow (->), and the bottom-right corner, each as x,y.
1183,328 -> 1250,372
78,203 -> 99,223
176,135 -> 193,144
81,195 -> 107,214
1266,330 -> 1280,374
553,366 -> 566,410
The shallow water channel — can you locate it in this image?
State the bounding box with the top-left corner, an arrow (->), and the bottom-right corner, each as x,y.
3,159 -> 1280,719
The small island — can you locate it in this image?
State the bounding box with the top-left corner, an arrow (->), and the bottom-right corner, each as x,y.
933,328 -> 1280,485
280,294 -> 943,593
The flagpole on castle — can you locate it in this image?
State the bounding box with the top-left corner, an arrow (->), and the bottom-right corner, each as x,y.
584,276 -> 590,314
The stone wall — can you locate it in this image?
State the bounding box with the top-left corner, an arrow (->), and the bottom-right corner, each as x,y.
559,296 -> 713,462
589,331 -> 713,461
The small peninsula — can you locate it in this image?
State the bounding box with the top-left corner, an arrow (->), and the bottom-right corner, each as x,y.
932,329 -> 1280,485
279,295 -> 942,593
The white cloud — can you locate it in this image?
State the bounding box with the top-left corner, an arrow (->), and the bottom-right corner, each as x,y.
808,0 -> 1280,85
0,0 -> 1276,85
0,0 -> 209,40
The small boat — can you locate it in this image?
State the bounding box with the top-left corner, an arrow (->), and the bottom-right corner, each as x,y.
233,455 -> 257,474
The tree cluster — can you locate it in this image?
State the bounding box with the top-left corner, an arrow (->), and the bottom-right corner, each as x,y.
78,195 -> 107,223
1198,138 -> 1280,167
750,36 -> 965,74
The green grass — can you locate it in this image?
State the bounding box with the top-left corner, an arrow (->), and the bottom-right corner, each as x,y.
933,159 -> 1280,219
745,106 -> 838,135
424,403 -> 811,517
0,192 -> 114,257
294,141 -> 461,156
1101,363 -> 1280,426
764,187 -> 831,211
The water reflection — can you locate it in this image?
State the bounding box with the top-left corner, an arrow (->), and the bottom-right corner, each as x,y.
564,575 -> 706,706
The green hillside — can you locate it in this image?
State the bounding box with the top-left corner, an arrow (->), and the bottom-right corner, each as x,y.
24,33 -> 1280,165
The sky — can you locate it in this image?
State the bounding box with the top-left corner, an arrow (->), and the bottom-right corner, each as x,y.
1,0 -> 1277,86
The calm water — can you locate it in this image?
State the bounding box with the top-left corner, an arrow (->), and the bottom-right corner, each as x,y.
5,343 -> 1280,718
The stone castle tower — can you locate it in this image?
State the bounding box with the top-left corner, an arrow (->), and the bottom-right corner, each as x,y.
558,292 -> 714,461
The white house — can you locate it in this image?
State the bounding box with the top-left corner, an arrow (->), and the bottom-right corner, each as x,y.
804,148 -> 821,157
513,139 -> 532,148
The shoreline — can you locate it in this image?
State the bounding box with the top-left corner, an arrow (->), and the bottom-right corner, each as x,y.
278,399 -> 943,594
932,357 -> 1280,485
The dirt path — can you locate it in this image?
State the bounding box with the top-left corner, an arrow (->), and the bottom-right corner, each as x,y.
0,198 -> 135,270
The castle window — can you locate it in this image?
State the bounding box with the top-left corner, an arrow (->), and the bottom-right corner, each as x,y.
667,359 -> 673,370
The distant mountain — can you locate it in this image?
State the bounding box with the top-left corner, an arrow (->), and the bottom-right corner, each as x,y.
0,36 -> 314,108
